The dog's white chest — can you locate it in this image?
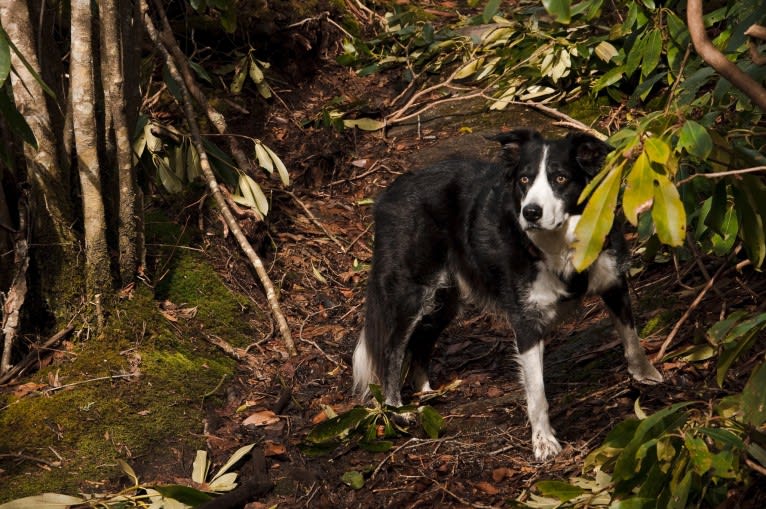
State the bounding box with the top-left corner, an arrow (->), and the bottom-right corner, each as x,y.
522,215 -> 620,323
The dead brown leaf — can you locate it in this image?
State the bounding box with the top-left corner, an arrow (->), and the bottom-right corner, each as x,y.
474,481 -> 499,495
242,409 -> 280,427
12,382 -> 46,399
264,440 -> 286,457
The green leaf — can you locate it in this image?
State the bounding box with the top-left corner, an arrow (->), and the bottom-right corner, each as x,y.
704,180 -> 728,236
573,165 -> 622,271
651,172 -> 686,246
358,439 -> 394,452
3,34 -> 56,98
741,352 -> 766,426
0,28 -> 10,87
684,433 -> 712,475
611,498 -> 655,509
698,427 -> 744,449
189,60 -> 212,84
612,403 -> 693,483
0,494 -> 87,509
535,480 -> 585,501
733,180 -> 766,268
482,0 -> 502,24
623,153 -> 654,225
0,90 -> 37,149
152,485 -> 214,505
707,310 -> 750,345
154,154 -> 183,194
419,405 -> 444,439
230,57 -> 248,94
162,64 -> 183,102
666,470 -> 692,509
641,29 -> 662,77
305,407 -> 370,443
341,470 -> 365,489
542,0 -> 571,24
677,120 -> 712,159
592,65 -> 625,93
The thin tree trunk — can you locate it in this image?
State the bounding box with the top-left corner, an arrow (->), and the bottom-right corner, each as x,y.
2,0 -> 82,321
100,0 -> 139,285
71,0 -> 111,300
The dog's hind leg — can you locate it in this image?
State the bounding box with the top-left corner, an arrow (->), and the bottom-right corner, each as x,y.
407,287 -> 459,394
516,330 -> 562,461
601,278 -> 663,383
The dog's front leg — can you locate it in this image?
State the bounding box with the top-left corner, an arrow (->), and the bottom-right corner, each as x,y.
601,279 -> 663,383
516,336 -> 561,461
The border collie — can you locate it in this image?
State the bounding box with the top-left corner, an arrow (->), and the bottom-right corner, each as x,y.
352,129 -> 663,461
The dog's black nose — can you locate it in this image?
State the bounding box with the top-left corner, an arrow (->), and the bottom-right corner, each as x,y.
523,204 -> 542,222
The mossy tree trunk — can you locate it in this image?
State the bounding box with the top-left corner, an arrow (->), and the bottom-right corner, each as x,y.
1,0 -> 83,323
0,0 -> 140,355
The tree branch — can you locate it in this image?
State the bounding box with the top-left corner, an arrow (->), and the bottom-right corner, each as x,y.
687,0 -> 766,111
140,1 -> 296,357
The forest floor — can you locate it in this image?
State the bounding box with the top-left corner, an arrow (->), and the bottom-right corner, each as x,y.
175,55 -> 755,508
3,9 -> 765,509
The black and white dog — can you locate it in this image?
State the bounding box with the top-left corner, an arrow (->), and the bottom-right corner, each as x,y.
352,129 -> 663,460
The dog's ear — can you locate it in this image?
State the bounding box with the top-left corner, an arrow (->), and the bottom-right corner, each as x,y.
569,133 -> 612,176
489,129 -> 542,166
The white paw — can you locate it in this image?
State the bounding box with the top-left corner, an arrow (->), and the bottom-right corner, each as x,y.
629,362 -> 663,384
532,430 -> 562,461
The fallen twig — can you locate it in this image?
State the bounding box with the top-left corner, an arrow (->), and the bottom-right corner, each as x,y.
285,190 -> 347,253
655,246 -> 741,361
0,325 -> 74,385
142,0 -> 296,356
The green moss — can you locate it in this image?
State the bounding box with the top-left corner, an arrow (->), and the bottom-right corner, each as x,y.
0,214 -> 253,502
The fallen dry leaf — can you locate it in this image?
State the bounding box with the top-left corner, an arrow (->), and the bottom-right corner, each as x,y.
264,440 -> 286,457
486,386 -> 503,398
242,409 -> 280,427
492,467 -> 512,482
12,382 -> 46,399
475,481 -> 499,495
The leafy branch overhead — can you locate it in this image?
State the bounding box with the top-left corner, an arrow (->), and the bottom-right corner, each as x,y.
338,0 -> 766,271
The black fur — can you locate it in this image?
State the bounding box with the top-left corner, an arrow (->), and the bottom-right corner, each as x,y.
353,129 -> 661,459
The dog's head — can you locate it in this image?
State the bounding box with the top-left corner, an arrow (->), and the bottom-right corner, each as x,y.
493,129 -> 612,232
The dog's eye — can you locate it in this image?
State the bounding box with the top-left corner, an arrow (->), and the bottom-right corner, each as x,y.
555,175 -> 567,185
519,176 -> 530,185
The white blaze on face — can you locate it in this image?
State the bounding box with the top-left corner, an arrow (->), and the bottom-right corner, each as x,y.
520,144 -> 568,231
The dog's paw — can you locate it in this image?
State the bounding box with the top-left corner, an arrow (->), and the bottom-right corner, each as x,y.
532,430 -> 562,461
629,361 -> 663,384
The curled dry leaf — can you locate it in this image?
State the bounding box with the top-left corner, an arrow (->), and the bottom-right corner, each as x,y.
242,409 -> 280,427
474,480 -> 499,495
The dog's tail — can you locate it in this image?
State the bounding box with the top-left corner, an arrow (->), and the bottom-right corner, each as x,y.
352,283 -> 388,400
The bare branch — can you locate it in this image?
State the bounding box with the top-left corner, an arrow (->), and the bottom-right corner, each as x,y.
687,0 -> 766,110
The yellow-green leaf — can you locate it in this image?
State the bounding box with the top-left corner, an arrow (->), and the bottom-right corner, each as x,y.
595,41 -> 618,63
248,59 -> 265,84
573,166 -> 622,271
230,57 -> 248,94
623,153 -> 654,225
644,137 -> 670,164
343,118 -> 385,131
454,58 -> 482,79
652,172 -> 686,246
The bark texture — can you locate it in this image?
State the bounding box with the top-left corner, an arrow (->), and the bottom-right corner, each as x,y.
71,0 -> 111,299
99,0 -> 140,284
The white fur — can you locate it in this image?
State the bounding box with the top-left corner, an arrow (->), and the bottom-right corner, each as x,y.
517,341 -> 561,460
523,263 -> 569,323
520,145 -> 568,231
352,330 -> 375,397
